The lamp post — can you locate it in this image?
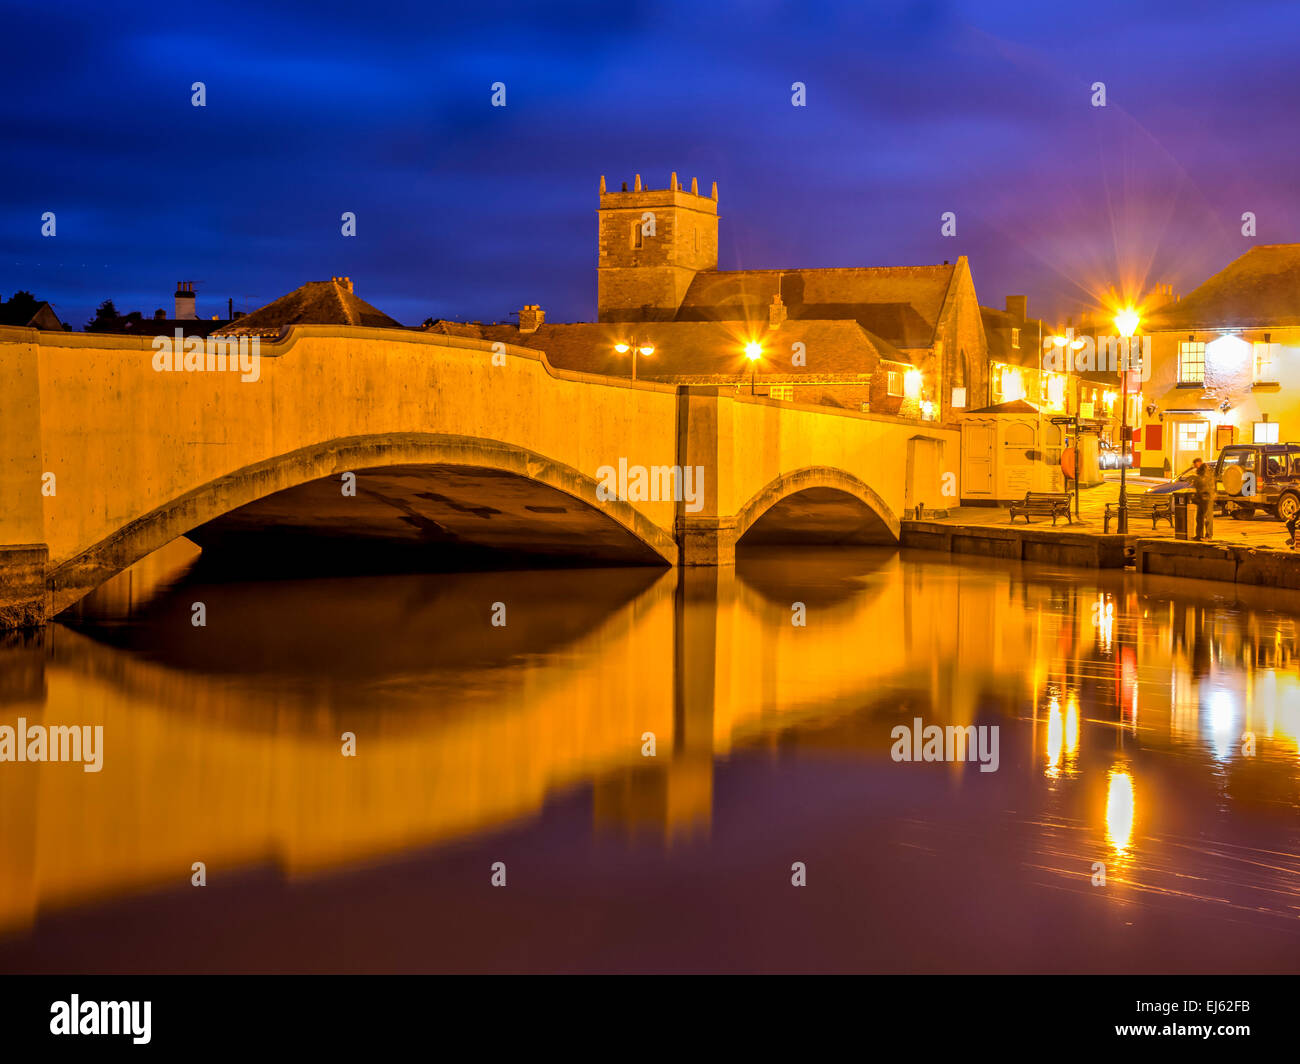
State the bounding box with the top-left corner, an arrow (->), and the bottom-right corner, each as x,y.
745,341 -> 762,394
614,338 -> 655,381
1051,334 -> 1088,518
1114,309 -> 1141,533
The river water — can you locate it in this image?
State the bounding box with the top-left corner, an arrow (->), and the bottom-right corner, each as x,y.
1,541 -> 1298,972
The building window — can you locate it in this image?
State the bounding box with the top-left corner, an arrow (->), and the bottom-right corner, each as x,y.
887,369 -> 904,397
1254,341 -> 1278,382
768,384 -> 793,401
693,226 -> 699,253
1178,341 -> 1205,384
1177,421 -> 1208,454
1011,327 -> 1020,350
1045,373 -> 1066,408
630,221 -> 643,249
990,363 -> 1003,403
1254,421 -> 1280,443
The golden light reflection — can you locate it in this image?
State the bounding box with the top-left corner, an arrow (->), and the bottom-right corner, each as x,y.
1094,594 -> 1114,652
1046,696 -> 1063,778
1106,769 -> 1135,855
1065,692 -> 1080,759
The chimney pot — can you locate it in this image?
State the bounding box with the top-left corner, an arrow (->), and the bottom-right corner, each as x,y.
519,304 -> 545,334
174,280 -> 197,320
769,292 -> 787,329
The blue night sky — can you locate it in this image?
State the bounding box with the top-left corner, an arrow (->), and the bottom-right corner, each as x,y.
3,0 -> 1299,329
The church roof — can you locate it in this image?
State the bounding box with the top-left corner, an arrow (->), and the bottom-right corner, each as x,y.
1145,244 -> 1300,330
213,278 -> 402,337
671,264 -> 956,349
458,318 -> 909,379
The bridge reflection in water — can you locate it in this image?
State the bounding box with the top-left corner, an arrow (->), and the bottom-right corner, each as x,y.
1,542 -> 1299,972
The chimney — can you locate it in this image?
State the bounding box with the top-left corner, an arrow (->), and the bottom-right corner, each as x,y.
1005,295 -> 1027,322
769,292 -> 787,328
519,304 -> 545,334
174,281 -> 197,320
1146,283 -> 1179,310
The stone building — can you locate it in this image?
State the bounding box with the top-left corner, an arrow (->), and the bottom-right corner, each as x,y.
434,173 -> 989,424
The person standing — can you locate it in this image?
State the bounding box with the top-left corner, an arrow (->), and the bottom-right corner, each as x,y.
1191,457 -> 1216,541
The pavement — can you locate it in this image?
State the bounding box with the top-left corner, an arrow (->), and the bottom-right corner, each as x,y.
930,473 -> 1297,548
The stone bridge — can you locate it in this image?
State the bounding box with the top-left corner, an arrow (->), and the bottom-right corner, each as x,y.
0,324 -> 957,628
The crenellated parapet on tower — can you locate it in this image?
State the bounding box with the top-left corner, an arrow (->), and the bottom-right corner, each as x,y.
597,172 -> 718,322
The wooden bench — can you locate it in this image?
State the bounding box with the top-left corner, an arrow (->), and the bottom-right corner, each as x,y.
1009,491 -> 1073,525
1103,492 -> 1174,533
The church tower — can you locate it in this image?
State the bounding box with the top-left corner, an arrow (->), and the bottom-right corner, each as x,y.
597,172 -> 718,322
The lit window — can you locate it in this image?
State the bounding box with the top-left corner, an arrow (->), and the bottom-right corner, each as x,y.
1178,341 -> 1205,384
1000,366 -> 1024,402
887,370 -> 904,397
1254,421 -> 1280,443
768,384 -> 793,401
1046,374 -> 1066,408
1178,421 -> 1208,452
990,364 -> 1003,402
1011,327 -> 1020,350
1253,341 -> 1278,382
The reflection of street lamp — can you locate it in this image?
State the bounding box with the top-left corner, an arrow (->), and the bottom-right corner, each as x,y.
745,341 -> 762,394
614,338 -> 655,381
1114,308 -> 1140,533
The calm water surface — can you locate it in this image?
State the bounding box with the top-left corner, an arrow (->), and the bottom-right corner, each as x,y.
1,542 -> 1298,972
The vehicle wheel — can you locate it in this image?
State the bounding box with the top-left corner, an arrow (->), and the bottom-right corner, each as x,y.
1278,493 -> 1300,522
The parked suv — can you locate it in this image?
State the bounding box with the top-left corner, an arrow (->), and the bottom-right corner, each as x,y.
1150,443 -> 1300,520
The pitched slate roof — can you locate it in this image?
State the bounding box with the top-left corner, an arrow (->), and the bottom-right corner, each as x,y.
672,264 -> 955,349
119,317 -> 230,338
451,318 -> 909,380
213,279 -> 402,337
1145,244 -> 1300,330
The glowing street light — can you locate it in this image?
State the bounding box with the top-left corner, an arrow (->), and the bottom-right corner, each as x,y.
615,338 -> 655,381
745,341 -> 762,394
1113,307 -> 1140,533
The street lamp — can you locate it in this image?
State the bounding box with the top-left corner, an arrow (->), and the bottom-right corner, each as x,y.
1113,308 -> 1140,533
745,341 -> 762,394
614,338 -> 655,381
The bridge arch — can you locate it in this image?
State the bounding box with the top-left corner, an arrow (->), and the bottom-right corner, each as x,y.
47,433 -> 677,615
732,466 -> 900,547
